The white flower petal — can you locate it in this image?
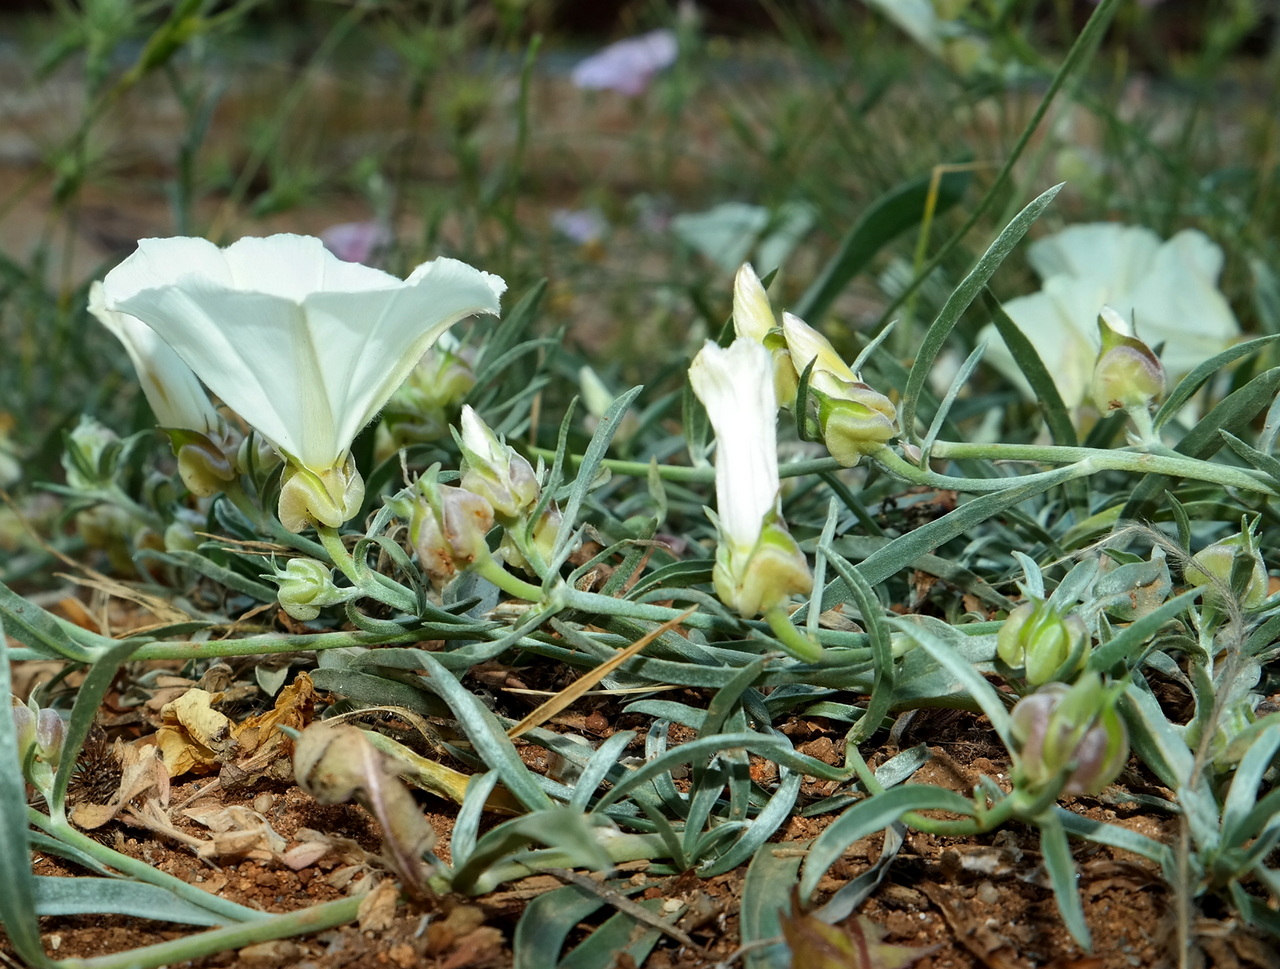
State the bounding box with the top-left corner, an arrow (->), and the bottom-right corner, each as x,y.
1026,223 -> 1161,294
733,263 -> 775,343
103,235 -> 504,473
88,281 -> 221,434
689,339 -> 779,554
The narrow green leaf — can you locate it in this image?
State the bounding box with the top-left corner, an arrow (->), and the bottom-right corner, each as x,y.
1154,334 -> 1280,430
819,548 -> 893,743
821,464 -> 1085,611
513,884 -> 608,969
1086,587 -> 1200,675
414,652 -> 554,812
32,877 -> 228,926
984,289 -> 1077,446
741,842 -> 803,969
900,183 -> 1063,442
799,785 -> 973,900
793,167 -> 971,323
1039,812 -> 1091,949
0,614 -> 55,967
0,579 -> 97,662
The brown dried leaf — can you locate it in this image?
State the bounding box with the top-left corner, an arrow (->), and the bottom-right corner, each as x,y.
294,722 -> 437,898
357,878 -> 400,932
157,689 -> 236,776
781,893 -> 936,969
71,741 -> 169,829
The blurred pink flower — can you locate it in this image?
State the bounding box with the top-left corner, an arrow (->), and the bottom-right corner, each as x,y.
320,221 -> 391,265
551,208 -> 608,245
571,29 -> 678,96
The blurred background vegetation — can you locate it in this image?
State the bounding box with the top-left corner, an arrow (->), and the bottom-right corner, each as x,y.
0,0 -> 1277,482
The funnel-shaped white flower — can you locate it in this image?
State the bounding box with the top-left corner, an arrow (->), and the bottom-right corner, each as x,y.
88,281 -> 221,435
982,224 -> 1239,409
101,234 -> 505,528
689,338 -> 811,617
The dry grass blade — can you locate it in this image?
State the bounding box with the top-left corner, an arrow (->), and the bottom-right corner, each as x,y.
505,608 -> 695,740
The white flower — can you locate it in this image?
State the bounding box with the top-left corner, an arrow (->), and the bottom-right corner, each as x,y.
101,234 -> 505,529
982,224 -> 1239,408
102,235 -> 505,473
689,338 -> 810,617
88,281 -> 221,435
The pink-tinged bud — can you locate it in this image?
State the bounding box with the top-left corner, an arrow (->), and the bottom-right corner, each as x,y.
409,474 -> 496,589
1010,673 -> 1128,797
996,599 -> 1089,685
457,407 -> 541,523
1090,307 -> 1164,414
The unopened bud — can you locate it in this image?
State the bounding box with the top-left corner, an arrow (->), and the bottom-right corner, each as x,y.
1090,307 -> 1164,414
457,406 -> 540,522
815,382 -> 898,466
278,455 -> 366,533
271,558 -> 354,621
167,429 -> 236,498
500,504 -> 566,575
715,514 -> 813,619
1010,673 -> 1128,796
1185,529 -> 1269,609
997,598 -> 1089,685
62,416 -> 120,489
408,472 -> 496,589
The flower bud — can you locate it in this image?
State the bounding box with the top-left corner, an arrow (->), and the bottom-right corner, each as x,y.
814,382 -> 898,466
1010,673 -> 1128,796
996,598 -> 1089,685
1185,529 -> 1269,609
1090,307 -> 1164,414
457,406 -> 540,523
714,513 -> 813,619
500,504 -> 566,575
383,346 -> 478,447
409,473 -> 496,589
271,557 -> 354,621
11,698 -> 66,792
61,416 -> 120,489
278,455 -> 366,533
732,265 -> 799,406
167,429 -> 236,498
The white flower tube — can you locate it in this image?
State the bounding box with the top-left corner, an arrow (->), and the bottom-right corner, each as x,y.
101,234 -> 505,530
689,338 -> 811,618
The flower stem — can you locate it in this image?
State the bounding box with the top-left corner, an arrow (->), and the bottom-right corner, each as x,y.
315,524 -> 417,613
55,895 -> 361,969
762,606 -> 825,664
470,551 -> 547,602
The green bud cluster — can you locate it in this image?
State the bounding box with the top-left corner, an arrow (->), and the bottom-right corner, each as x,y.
270,558 -> 356,621
1010,673 -> 1128,797
10,696 -> 67,796
996,598 -> 1089,685
812,381 -> 899,467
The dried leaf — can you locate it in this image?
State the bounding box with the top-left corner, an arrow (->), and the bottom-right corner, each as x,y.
71,741 -> 169,829
781,893 -> 936,969
294,722 -> 437,898
357,878 -> 400,932
156,689 -> 236,776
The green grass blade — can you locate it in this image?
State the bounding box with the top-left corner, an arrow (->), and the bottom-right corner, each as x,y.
900,182 -> 1063,443
32,877 -> 228,926
1038,811 -> 1091,949
512,884 -> 608,969
793,167 -> 971,324
0,614 -> 55,968
1153,334 -> 1280,431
